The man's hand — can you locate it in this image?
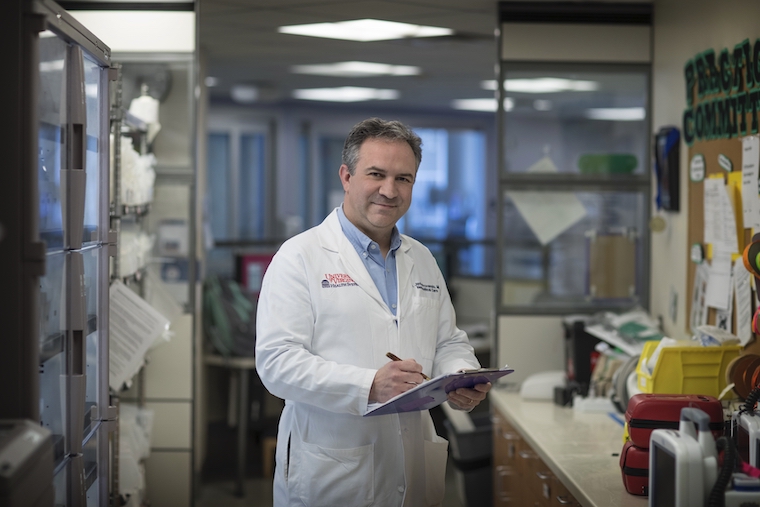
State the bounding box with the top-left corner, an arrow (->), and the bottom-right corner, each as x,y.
369,359 -> 428,403
447,382 -> 492,411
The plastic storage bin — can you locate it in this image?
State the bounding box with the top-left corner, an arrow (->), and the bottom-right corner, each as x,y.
443,413 -> 492,507
635,340 -> 741,397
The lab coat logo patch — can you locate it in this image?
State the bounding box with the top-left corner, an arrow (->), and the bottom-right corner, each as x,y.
322,273 -> 358,288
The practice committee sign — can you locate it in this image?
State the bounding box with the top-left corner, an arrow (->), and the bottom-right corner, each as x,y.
684,39 -> 760,146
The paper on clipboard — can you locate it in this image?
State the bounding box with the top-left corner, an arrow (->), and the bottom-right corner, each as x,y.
364,366 -> 514,417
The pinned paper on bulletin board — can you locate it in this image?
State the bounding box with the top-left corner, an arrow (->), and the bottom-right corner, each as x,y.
742,136 -> 760,229
703,174 -> 738,256
734,259 -> 754,345
727,171 -> 745,254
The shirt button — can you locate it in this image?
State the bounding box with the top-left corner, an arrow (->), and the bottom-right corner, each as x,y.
392,304 -> 397,308
397,486 -> 404,493
371,244 -> 376,249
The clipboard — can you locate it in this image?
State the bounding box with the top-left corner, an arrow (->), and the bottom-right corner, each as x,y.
363,366 -> 514,417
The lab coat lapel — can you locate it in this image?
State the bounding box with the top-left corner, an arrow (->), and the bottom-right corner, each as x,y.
321,210 -> 386,308
396,237 -> 414,318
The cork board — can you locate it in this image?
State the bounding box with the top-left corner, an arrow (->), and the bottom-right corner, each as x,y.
685,138 -> 760,355
682,38 -> 760,354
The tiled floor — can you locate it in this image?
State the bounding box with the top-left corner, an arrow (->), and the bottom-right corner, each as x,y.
195,460 -> 467,507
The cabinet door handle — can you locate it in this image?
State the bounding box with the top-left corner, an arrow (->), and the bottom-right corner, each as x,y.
518,450 -> 534,459
556,495 -> 573,504
502,431 -> 519,440
494,465 -> 510,502
536,471 -> 551,480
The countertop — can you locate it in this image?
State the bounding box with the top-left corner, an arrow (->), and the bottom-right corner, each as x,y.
489,388 -> 648,507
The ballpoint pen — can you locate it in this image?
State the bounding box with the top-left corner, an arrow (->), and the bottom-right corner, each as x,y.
386,352 -> 431,381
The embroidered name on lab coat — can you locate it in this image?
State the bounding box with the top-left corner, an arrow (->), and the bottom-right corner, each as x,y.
414,282 -> 439,293
321,273 -> 358,288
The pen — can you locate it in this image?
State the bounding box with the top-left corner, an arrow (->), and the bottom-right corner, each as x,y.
386,352 -> 431,381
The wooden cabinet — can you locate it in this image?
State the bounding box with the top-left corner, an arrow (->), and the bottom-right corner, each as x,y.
492,409 -> 521,505
551,476 -> 582,506
492,410 -> 581,507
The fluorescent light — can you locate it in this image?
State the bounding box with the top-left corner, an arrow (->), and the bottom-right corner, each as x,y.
293,86 -> 399,102
291,61 -> 420,77
481,78 -> 599,93
68,11 -> 195,52
205,76 -> 220,87
451,98 -> 514,112
586,107 -> 646,121
278,19 -> 452,42
40,60 -> 64,72
230,85 -> 259,104
533,99 -> 552,111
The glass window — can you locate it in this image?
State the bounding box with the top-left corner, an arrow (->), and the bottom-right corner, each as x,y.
207,132 -> 230,238
501,189 -> 646,308
238,133 -> 266,239
498,64 -> 651,312
318,136 -> 345,219
206,129 -> 269,278
400,128 -> 490,277
297,128 -> 311,229
503,67 -> 649,176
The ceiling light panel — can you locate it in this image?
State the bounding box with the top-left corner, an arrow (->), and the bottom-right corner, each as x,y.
291,61 -> 421,77
451,98 -> 513,112
293,86 -> 399,102
481,78 -> 599,93
69,11 -> 195,52
585,107 -> 646,121
231,85 -> 259,104
278,19 -> 453,42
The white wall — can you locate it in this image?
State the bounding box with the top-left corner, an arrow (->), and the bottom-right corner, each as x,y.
650,0 -> 760,339
497,315 -> 565,384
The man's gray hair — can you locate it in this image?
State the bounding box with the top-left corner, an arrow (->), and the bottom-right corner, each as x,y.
342,117 -> 422,174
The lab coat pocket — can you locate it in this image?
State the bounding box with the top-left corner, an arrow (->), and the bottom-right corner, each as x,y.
424,436 -> 449,505
296,441 -> 374,507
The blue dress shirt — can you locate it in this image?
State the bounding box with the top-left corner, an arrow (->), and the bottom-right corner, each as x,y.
337,206 -> 401,316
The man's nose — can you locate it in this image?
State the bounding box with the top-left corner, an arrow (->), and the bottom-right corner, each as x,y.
378,177 -> 398,198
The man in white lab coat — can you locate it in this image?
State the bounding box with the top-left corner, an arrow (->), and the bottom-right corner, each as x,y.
255,117 -> 490,506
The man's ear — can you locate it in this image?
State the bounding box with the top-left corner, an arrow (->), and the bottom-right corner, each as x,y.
339,164 -> 351,190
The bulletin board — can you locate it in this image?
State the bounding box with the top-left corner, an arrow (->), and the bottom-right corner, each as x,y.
684,38 -> 760,354
686,139 -> 754,343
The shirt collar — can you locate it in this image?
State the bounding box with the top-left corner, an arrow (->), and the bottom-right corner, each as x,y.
337,206 -> 402,254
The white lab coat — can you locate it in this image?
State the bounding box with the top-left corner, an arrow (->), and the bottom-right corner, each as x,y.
255,209 -> 479,507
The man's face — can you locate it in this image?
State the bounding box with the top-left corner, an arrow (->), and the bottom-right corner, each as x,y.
339,138 -> 416,243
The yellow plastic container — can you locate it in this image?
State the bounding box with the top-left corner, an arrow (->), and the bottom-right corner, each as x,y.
635,340 -> 741,398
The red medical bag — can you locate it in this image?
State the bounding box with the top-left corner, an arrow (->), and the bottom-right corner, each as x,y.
625,393 -> 725,448
619,441 -> 649,496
